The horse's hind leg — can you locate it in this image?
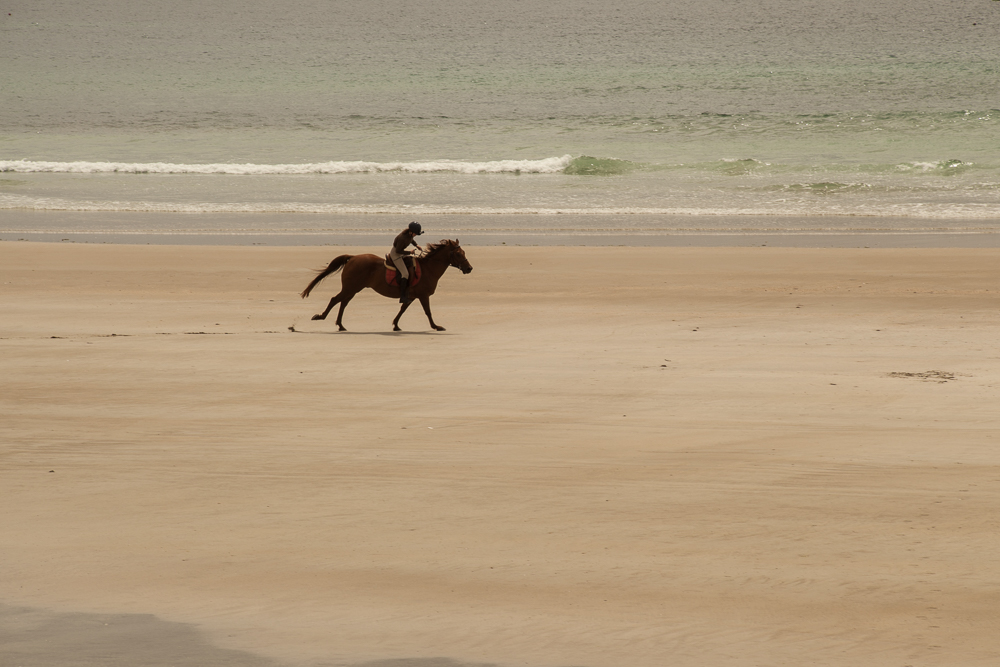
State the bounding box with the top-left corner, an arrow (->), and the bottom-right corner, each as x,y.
312,293 -> 343,321
334,294 -> 355,332
314,290 -> 356,331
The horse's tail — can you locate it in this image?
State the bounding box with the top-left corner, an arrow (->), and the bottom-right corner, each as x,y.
300,255 -> 352,298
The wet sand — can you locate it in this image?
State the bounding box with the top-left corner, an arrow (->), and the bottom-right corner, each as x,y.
2,241 -> 1000,667
5,209 -> 1000,247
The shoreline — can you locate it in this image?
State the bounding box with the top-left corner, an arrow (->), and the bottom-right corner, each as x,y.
6,231 -> 1000,248
3,210 -> 1000,247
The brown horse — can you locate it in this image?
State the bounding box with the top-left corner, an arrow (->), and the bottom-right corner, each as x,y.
300,239 -> 473,331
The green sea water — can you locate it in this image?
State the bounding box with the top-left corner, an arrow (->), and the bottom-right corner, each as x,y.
2,0 -> 1000,241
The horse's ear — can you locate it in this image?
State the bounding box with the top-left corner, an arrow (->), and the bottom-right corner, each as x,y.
455,238 -> 459,245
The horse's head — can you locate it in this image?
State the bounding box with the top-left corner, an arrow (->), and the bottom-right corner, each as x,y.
423,239 -> 473,274
445,239 -> 473,274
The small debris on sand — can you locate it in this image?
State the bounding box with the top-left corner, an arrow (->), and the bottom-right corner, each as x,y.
887,370 -> 958,383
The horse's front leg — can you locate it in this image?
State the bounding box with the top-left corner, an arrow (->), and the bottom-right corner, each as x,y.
392,299 -> 413,331
419,296 -> 445,331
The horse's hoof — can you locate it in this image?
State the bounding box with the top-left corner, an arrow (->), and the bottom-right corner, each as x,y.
393,326 -> 402,332
434,326 -> 446,331
311,314 -> 324,321
337,326 -> 347,332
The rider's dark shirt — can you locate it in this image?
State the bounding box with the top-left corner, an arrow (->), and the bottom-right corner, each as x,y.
392,230 -> 418,254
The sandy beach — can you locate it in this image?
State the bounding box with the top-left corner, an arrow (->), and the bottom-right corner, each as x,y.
2,240 -> 999,667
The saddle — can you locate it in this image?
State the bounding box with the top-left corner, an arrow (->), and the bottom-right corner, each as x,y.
384,254 -> 422,287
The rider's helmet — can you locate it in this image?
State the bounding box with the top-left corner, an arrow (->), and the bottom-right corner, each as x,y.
407,221 -> 423,236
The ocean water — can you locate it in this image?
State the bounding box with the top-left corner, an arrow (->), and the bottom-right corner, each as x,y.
2,0 -> 1000,243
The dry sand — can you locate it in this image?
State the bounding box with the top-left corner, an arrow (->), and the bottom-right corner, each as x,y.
2,241 -> 999,667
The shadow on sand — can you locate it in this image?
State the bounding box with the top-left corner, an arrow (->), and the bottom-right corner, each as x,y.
1,605 -> 582,667
291,329 -> 452,336
0,603 -> 278,667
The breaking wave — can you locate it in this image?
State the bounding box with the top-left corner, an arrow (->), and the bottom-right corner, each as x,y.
562,156 -> 637,175
0,156 -> 576,175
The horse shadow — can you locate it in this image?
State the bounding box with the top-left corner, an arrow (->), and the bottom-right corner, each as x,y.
292,329 -> 453,337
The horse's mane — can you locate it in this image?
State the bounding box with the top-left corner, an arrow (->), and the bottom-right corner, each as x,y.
421,239 -> 459,260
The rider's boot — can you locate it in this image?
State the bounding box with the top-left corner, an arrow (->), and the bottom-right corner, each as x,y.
399,276 -> 410,303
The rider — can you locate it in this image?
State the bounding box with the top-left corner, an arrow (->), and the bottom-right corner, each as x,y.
389,221 -> 424,303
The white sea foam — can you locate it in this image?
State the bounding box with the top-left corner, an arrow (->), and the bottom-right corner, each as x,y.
0,156 -> 574,175
897,160 -> 972,172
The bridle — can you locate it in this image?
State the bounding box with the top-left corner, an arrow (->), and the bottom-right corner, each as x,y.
449,248 -> 472,273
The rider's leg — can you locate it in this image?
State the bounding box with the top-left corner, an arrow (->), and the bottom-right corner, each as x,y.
390,254 -> 410,303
